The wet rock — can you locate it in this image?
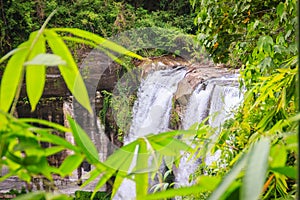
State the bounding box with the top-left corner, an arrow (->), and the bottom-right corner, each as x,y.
174,61 -> 238,108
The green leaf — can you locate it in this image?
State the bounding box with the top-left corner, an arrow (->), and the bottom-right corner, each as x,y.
18,118 -> 70,132
44,29 -> 92,113
26,33 -> 46,111
104,141 -> 137,172
276,2 -> 286,22
257,36 -> 273,53
32,128 -> 78,152
25,53 -> 66,66
67,116 -> 99,163
196,176 -> 221,191
91,169 -> 116,199
135,139 -> 149,199
0,47 -> 28,64
270,144 -> 286,168
80,167 -> 102,188
276,2 -> 284,17
59,154 -> 84,176
241,138 -> 270,200
111,171 -> 127,198
270,166 -> 297,179
62,36 -> 123,64
0,43 -> 28,112
259,57 -> 272,68
44,146 -> 65,156
53,28 -> 144,60
149,136 -> 190,157
284,133 -> 297,152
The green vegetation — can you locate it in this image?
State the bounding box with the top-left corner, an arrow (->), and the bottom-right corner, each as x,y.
74,191 -> 110,200
189,0 -> 298,199
0,0 -> 298,200
0,0 -> 195,57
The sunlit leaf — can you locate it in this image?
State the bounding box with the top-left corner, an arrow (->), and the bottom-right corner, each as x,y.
19,118 -> 70,132
26,33 -> 46,111
111,171 -> 127,198
44,146 -> 65,156
0,43 -> 29,112
270,144 -> 286,168
44,29 -> 92,113
135,139 -> 149,198
59,154 -> 84,176
0,47 -> 27,64
62,36 -> 123,64
241,138 -> 270,200
80,167 -> 102,188
104,141 -> 137,172
31,128 -> 78,152
91,169 -> 116,199
53,28 -> 144,60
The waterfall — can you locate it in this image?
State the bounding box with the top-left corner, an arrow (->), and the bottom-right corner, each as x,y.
126,67 -> 187,142
176,75 -> 243,187
114,67 -> 186,200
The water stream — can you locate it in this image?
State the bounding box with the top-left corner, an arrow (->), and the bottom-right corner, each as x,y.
176,75 -> 243,187
114,67 -> 186,200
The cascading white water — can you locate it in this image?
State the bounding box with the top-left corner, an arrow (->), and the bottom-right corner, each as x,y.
126,67 -> 187,143
176,75 -> 243,187
114,67 -> 186,200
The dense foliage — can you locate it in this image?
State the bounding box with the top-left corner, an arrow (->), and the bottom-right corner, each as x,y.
0,0 -> 195,57
190,0 -> 298,199
0,0 -> 298,199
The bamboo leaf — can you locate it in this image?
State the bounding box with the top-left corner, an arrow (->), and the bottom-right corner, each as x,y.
44,29 -> 92,113
26,34 -> 46,111
19,118 -> 70,132
0,47 -> 27,64
44,146 -> 65,156
32,128 -> 78,152
67,116 -> 99,163
0,43 -> 29,112
91,169 -> 116,199
241,138 -> 270,200
53,28 -> 144,60
111,171 -> 127,198
135,139 -> 149,199
80,168 -> 102,188
59,154 -> 84,177
62,36 -> 123,64
104,141 -> 137,172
